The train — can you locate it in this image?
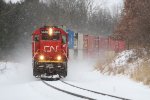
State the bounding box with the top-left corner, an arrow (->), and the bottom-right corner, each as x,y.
75,34 -> 125,57
32,25 -> 126,79
32,25 -> 68,79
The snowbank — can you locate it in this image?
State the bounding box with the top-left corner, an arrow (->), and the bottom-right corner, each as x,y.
97,49 -> 145,74
0,61 -> 35,85
97,49 -> 150,86
111,50 -> 138,67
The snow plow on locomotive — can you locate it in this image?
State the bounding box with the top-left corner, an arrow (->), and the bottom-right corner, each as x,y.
32,26 -> 68,78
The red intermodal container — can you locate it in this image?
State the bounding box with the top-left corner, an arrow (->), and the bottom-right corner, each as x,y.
99,36 -> 109,50
109,37 -> 126,53
88,35 -> 95,56
116,40 -> 126,52
82,34 -> 126,58
83,35 -> 95,57
94,36 -> 99,52
83,35 -> 88,58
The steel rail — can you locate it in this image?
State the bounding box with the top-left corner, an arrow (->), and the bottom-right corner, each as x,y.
42,81 -> 96,100
60,80 -> 131,100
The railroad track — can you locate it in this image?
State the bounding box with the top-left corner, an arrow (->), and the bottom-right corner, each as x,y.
42,80 -> 96,100
60,80 -> 131,100
42,80 -> 132,100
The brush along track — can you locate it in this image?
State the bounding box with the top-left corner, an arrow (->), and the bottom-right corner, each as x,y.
60,80 -> 131,100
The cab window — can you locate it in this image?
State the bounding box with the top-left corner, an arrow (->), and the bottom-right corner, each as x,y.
62,35 -> 66,44
41,30 -> 60,40
53,33 -> 60,40
34,35 -> 39,42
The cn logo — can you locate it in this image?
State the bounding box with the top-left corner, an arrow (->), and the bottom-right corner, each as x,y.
44,46 -> 59,52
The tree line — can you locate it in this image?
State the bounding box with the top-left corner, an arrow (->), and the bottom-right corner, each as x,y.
115,0 -> 150,51
0,0 -> 120,61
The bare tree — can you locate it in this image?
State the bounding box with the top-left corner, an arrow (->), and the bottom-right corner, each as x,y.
116,0 -> 150,49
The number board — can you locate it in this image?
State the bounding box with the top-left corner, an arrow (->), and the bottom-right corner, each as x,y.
41,30 -> 60,34
41,30 -> 48,34
54,31 -> 60,34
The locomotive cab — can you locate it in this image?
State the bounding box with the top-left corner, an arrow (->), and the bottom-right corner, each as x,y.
32,26 -> 68,79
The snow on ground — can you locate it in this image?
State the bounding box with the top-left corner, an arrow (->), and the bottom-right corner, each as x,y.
111,49 -> 145,68
0,58 -> 150,100
0,61 -> 35,85
99,49 -> 148,75
111,50 -> 137,67
65,59 -> 150,100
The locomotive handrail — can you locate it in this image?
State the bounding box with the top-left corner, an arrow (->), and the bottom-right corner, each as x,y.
63,50 -> 69,61
32,49 -> 40,60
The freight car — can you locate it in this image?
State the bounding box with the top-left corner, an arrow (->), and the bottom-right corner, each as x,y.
32,25 -> 68,79
73,33 -> 126,59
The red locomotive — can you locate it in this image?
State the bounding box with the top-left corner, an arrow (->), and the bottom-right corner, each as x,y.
32,25 -> 68,78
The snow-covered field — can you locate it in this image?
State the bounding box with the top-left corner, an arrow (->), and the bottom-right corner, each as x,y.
0,58 -> 150,100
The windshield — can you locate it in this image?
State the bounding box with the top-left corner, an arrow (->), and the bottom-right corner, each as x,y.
62,35 -> 66,44
41,30 -> 60,40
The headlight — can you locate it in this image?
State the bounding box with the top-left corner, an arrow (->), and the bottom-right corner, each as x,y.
57,55 -> 62,61
48,28 -> 53,36
39,55 -> 44,60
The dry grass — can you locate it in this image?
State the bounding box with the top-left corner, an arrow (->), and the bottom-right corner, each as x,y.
95,51 -> 130,75
95,51 -> 120,75
131,61 -> 150,85
96,49 -> 150,86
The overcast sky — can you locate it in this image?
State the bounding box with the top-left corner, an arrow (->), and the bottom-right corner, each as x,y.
5,0 -> 123,7
94,0 -> 123,12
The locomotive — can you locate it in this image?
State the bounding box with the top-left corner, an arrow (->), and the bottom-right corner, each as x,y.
32,25 -> 68,78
